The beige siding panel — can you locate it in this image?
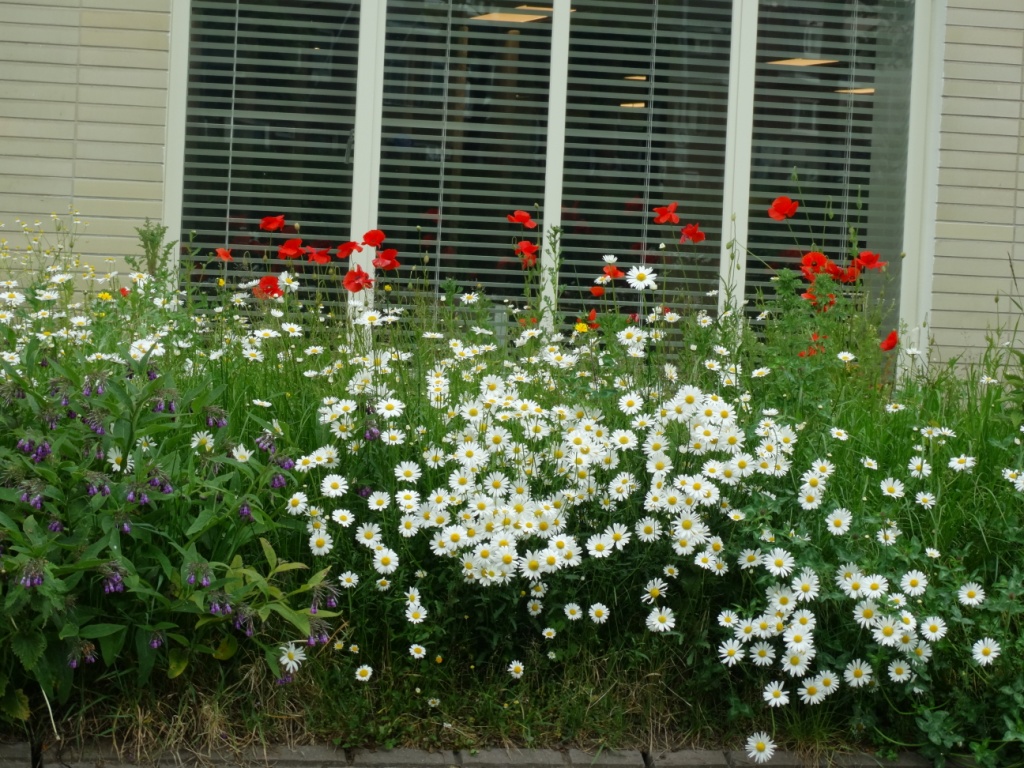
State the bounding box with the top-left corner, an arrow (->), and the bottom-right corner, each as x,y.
76,233 -> 152,257
940,97 -> 1021,119
1,42 -> 80,67
939,168 -> 1017,189
78,104 -> 167,127
78,198 -> 167,219
935,203 -> 1016,225
0,118 -> 76,141
74,159 -> 164,183
82,0 -> 171,12
939,150 -> 1020,172
0,23 -> 80,46
941,114 -> 1020,136
73,178 -> 163,201
80,28 -> 168,52
75,142 -> 164,164
934,221 -> 1015,241
933,256 -> 1015,277
78,67 -> 168,89
0,176 -> 74,196
945,25 -> 1024,47
76,123 -> 166,145
1,62 -> 79,85
943,61 -> 1022,82
0,82 -> 78,103
932,274 -> 1015,295
932,309 -> 1015,330
937,185 -> 1017,207
0,5 -> 79,26
78,84 -> 167,108
945,8 -> 1024,30
1,137 -> 75,160
1,157 -> 74,179
81,10 -> 170,32
79,47 -> 168,71
934,238 -> 1018,259
942,80 -> 1021,100
933,293 -> 1009,313
944,42 -> 1024,66
4,100 -> 77,122
939,132 -> 1018,153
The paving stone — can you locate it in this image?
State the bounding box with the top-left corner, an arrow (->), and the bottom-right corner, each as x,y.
352,749 -> 458,768
460,748 -> 567,768
237,744 -> 348,766
567,749 -> 645,768
650,751 -> 730,767
0,742 -> 33,767
726,750 -> 804,768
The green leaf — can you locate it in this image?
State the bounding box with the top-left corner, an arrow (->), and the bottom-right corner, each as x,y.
270,561 -> 307,575
268,603 -> 310,636
79,623 -> 127,639
185,506 -> 219,537
260,538 -> 277,571
58,624 -> 81,640
167,648 -> 189,679
211,635 -> 238,661
11,629 -> 46,671
0,688 -> 30,721
99,627 -> 127,665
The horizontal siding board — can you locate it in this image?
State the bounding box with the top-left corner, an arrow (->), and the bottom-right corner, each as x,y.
935,203 -> 1016,225
78,84 -> 168,108
0,82 -> 78,102
939,132 -> 1018,153
0,176 -> 74,196
944,42 -> 1024,66
81,0 -> 171,13
939,150 -> 1021,172
934,221 -> 1015,241
81,10 -> 170,32
75,142 -> 164,163
3,100 -> 77,122
0,5 -> 79,26
945,8 -> 1024,30
0,42 -> 80,66
0,157 -> 74,178
939,168 -> 1018,189
0,137 -> 75,160
78,104 -> 167,127
76,123 -> 166,144
945,25 -> 1024,47
73,178 -> 163,201
72,198 -> 165,219
0,23 -> 79,46
0,117 -> 76,140
80,28 -> 168,51
0,62 -> 79,85
78,67 -> 168,89
74,159 -> 164,183
79,47 -> 168,70
940,96 -> 1021,119
936,185 -> 1018,207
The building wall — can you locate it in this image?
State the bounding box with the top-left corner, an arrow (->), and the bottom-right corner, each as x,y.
931,0 -> 1024,363
0,0 -> 171,273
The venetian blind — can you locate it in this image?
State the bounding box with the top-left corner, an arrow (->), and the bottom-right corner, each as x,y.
376,1 -> 552,310
744,0 -> 914,311
180,0 -> 360,296
559,0 -> 733,323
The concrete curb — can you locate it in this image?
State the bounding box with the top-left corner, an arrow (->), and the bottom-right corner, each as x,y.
0,744 -> 954,768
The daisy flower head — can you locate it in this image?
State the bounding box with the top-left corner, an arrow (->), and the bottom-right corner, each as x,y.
321,474 -> 349,498
887,659 -> 914,683
564,603 -> 583,621
829,427 -> 849,441
508,659 -> 525,679
949,454 -> 976,473
410,644 -> 427,659
279,642 -> 307,674
718,639 -> 745,667
750,641 -> 776,666
958,582 -> 986,607
763,681 -> 789,707
589,603 -> 610,624
355,664 -> 373,682
825,508 -> 852,535
920,616 -> 947,642
972,637 -> 1000,666
836,351 -> 856,362
915,492 -> 936,509
625,265 -> 658,291
764,547 -> 795,577
844,659 -> 873,688
861,456 -> 878,470
880,477 -> 905,499
542,627 -> 556,640
907,456 -> 931,478
642,578 -> 668,603
646,606 -> 676,632
745,732 -> 776,765
900,570 -> 928,597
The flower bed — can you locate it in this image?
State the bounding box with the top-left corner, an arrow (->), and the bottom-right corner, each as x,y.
1,205 -> 1022,766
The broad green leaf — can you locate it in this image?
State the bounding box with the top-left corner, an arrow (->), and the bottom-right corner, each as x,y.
0,688 -> 30,721
79,623 -> 127,639
11,629 -> 46,671
167,648 -> 189,679
185,506 -> 218,537
269,604 -> 310,636
99,627 -> 127,665
211,635 -> 238,661
260,538 -> 277,571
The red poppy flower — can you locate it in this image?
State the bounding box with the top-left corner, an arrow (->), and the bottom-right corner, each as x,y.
362,229 -> 386,248
852,250 -> 887,271
602,264 -> 625,279
254,275 -> 283,299
836,265 -> 861,284
372,248 -> 401,270
679,223 -> 705,244
801,251 -> 828,272
880,330 -> 898,351
260,214 -> 286,232
336,241 -> 363,259
768,196 -> 799,221
215,248 -> 233,262
586,308 -> 599,329
515,240 -> 538,269
507,210 -> 537,229
278,238 -> 304,259
652,201 -> 679,225
305,246 -> 331,265
590,285 -> 605,298
119,287 -> 130,297
343,265 -> 374,293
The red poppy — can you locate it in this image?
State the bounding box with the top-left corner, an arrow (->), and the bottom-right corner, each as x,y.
119,287 -> 130,297
515,240 -> 538,269
801,251 -> 828,273
880,330 -> 898,351
372,248 -> 401,270
679,223 -> 705,244
343,265 -> 374,293
852,250 -> 887,271
603,264 -> 625,279
214,247 -> 233,262
768,196 -> 799,221
254,275 -> 283,299
336,241 -> 363,259
278,238 -> 304,259
586,308 -> 599,329
362,229 -> 386,248
260,214 -> 286,232
507,210 -> 538,229
305,246 -> 331,265
836,265 -> 861,284
590,285 -> 605,298
652,201 -> 679,225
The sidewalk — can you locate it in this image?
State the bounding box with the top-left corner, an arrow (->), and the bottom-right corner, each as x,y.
0,743 -> 948,768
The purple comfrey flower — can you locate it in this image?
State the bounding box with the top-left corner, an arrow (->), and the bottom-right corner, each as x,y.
19,559 -> 46,589
364,426 -> 381,442
48,519 -> 64,533
275,675 -> 293,685
149,632 -> 164,649
276,456 -> 296,471
152,399 -> 165,413
357,486 -> 373,498
102,562 -> 125,593
270,474 -> 287,489
147,368 -> 159,381
239,502 -> 252,520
